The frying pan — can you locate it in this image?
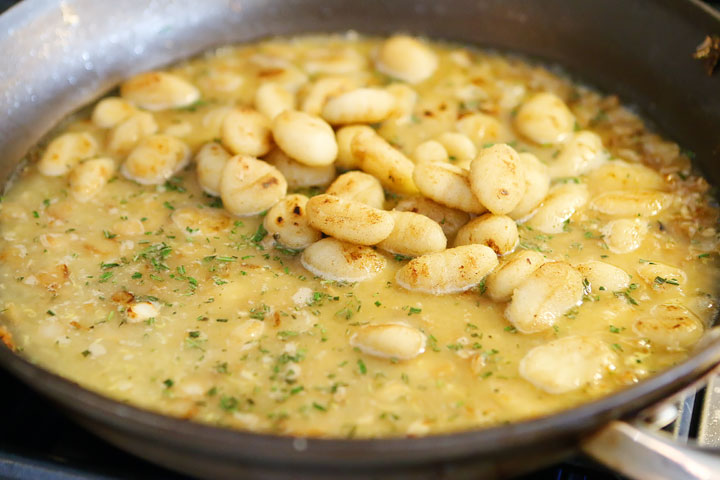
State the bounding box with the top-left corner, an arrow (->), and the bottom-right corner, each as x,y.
1,0 -> 720,478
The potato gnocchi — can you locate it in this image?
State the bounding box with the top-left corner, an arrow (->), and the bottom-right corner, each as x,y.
0,34 -> 717,440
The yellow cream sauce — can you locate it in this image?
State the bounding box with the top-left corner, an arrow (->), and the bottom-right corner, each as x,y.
0,34 -> 717,438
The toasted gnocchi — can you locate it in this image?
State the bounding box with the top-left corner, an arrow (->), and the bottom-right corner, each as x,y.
375,35 -> 437,84
576,261 -> 631,293
263,194 -> 321,249
322,88 -> 396,125
508,152 -> 550,220
264,148 -> 335,189
549,131 -> 608,179
254,82 -> 295,119
636,261 -> 687,289
485,250 -> 547,303
394,197 -> 470,237
351,130 -> 418,194
221,108 -> 272,157
326,171 -> 385,209
526,183 -> 589,234
91,97 -> 136,129
334,125 -> 375,170
454,213 -> 518,256
306,194 -> 394,245
301,237 -> 386,282
633,303 -> 704,350
413,162 -> 485,214
195,142 -> 232,196
505,262 -> 584,333
377,211 -> 447,257
120,71 -> 200,111
68,158 -> 116,202
38,132 -> 98,176
519,336 -> 617,394
590,190 -> 673,218
396,244 -> 498,294
601,218 -> 648,254
514,92 -> 574,144
121,135 -> 190,185
220,155 -> 287,216
469,144 -> 526,215
350,323 -> 426,360
271,110 -> 338,166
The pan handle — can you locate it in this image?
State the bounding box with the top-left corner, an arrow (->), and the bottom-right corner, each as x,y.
582,421 -> 720,480
582,370 -> 720,480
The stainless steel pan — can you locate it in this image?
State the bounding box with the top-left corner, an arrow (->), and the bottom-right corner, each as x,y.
1,1 -> 719,478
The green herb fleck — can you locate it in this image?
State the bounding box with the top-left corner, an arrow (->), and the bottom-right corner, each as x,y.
357,358 -> 367,375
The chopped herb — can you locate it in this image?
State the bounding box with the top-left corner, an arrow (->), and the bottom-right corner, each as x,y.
99,272 -> 113,283
614,289 -> 639,305
163,378 -> 174,388
504,325 -> 517,333
698,253 -> 711,258
407,306 -> 422,316
476,278 -> 487,295
134,242 -> 172,271
32,211 -> 39,218
251,223 -> 268,243
47,310 -> 55,316
374,301 -> 382,307
103,230 -> 117,239
427,334 -> 440,352
357,358 -> 367,375
220,396 -> 238,411
609,325 -> 622,333
163,178 -> 187,192
163,201 -> 175,210
612,343 -> 624,352
312,402 -> 327,412
177,99 -> 208,112
393,254 -> 413,262
249,304 -> 270,320
518,241 -> 552,253
278,331 -> 299,338
557,177 -> 580,184
81,350 -> 91,357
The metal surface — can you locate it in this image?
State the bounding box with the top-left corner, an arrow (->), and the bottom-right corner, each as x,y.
699,375 -> 720,447
582,421 -> 720,480
0,0 -> 720,478
582,368 -> 720,480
